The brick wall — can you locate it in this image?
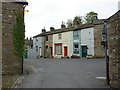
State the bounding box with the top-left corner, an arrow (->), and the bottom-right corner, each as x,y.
107,10 -> 120,88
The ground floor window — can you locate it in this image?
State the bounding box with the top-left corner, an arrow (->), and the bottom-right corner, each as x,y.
73,43 -> 79,54
55,43 -> 62,55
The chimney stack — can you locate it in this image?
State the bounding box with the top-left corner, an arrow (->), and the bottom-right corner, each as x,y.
50,27 -> 55,31
42,27 -> 46,33
61,21 -> 66,29
93,13 -> 98,20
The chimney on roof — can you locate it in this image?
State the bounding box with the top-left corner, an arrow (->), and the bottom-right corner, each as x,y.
93,13 -> 98,20
61,21 -> 66,29
30,37 -> 32,40
42,27 -> 46,33
50,27 -> 55,31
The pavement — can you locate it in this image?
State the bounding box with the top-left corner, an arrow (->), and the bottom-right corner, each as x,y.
18,58 -> 109,88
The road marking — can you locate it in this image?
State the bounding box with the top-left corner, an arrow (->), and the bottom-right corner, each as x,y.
96,77 -> 106,80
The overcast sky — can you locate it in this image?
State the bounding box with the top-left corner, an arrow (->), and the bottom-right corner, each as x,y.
25,0 -> 120,38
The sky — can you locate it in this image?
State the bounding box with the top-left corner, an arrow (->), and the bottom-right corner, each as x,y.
25,0 -> 120,38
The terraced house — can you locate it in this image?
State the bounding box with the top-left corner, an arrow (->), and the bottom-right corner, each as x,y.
41,21 -> 105,58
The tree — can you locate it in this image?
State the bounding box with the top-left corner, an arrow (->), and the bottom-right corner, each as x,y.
84,11 -> 98,23
73,16 -> 82,25
66,19 -> 73,28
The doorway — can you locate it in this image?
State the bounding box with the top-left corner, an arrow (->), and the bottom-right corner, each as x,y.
82,46 -> 87,57
64,46 -> 68,56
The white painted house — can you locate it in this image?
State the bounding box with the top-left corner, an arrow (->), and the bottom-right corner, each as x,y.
80,27 -> 94,57
33,35 -> 42,59
53,30 -> 73,58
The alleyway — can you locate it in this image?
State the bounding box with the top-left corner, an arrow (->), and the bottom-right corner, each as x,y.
19,58 -> 108,88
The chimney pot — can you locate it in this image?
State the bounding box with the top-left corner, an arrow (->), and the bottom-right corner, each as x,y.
50,27 -> 55,31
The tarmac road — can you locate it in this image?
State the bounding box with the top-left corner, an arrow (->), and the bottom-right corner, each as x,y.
19,58 -> 108,88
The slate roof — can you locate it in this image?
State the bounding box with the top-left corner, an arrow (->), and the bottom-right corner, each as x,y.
33,23 -> 94,38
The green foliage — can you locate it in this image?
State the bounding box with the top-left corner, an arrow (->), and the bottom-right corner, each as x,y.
12,11 -> 25,60
66,16 -> 82,28
73,16 -> 82,25
84,11 -> 98,23
66,19 -> 73,28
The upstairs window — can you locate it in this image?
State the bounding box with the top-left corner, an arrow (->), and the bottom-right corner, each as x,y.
36,46 -> 38,51
58,33 -> 62,39
46,36 -> 48,41
73,30 -> 79,40
36,38 -> 38,42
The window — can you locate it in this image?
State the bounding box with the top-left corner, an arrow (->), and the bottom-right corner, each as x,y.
36,46 -> 38,51
55,43 -> 62,55
73,30 -> 79,40
73,44 -> 79,54
36,38 -> 38,42
46,36 -> 48,41
58,33 -> 62,39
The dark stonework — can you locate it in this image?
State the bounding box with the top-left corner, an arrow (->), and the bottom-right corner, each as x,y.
1,2 -> 27,88
94,24 -> 105,58
107,10 -> 120,88
2,2 -> 24,75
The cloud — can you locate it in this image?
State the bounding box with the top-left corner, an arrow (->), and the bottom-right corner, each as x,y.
25,0 -> 120,38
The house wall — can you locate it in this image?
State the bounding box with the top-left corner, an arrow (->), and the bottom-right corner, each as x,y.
94,24 -> 105,58
53,31 -> 72,58
45,34 -> 53,58
2,2 -> 24,75
81,27 -> 94,56
32,37 -> 42,58
72,30 -> 81,56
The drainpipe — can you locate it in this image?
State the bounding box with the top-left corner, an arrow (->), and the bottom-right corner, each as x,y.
22,4 -> 27,74
103,21 -> 110,85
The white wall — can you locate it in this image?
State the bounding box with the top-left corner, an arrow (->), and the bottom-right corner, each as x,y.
53,31 -> 72,58
29,37 -> 42,59
81,27 -> 94,56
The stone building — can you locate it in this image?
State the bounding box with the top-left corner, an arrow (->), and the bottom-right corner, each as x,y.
41,23 -> 105,58
24,37 -> 33,59
0,0 -> 28,75
33,34 -> 42,59
41,28 -> 54,58
94,19 -> 106,58
107,10 -> 120,88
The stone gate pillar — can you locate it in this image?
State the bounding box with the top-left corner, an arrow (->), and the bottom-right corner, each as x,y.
107,10 -> 120,88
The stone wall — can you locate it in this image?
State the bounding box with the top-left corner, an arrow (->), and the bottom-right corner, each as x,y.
94,24 -> 105,58
0,1 -> 2,89
45,34 -> 53,58
107,10 -> 120,88
41,35 -> 46,57
2,2 -> 24,75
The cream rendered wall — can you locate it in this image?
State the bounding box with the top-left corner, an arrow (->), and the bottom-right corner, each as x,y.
81,27 -> 94,56
53,31 -> 72,58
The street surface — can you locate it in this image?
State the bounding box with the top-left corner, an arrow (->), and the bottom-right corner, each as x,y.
19,58 -> 108,88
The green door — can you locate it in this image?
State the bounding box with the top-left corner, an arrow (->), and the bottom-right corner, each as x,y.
82,46 -> 87,57
24,50 -> 28,59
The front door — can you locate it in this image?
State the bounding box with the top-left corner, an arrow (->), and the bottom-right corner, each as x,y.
50,47 -> 52,56
64,46 -> 68,56
82,46 -> 87,57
